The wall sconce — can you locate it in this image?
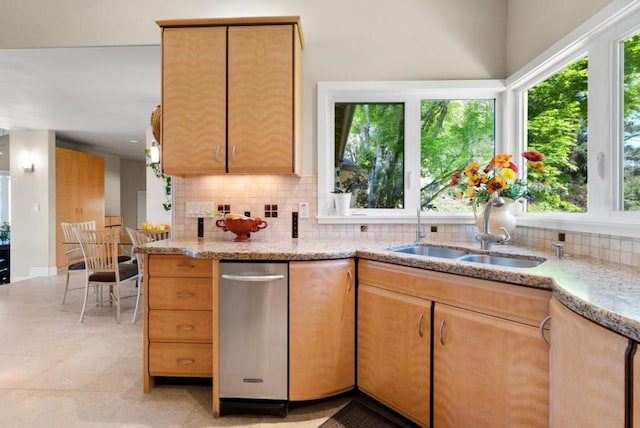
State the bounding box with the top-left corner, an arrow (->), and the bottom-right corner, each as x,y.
22,152 -> 34,173
149,140 -> 160,164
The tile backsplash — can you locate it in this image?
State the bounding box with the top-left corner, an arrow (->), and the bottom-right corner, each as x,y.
172,175 -> 639,267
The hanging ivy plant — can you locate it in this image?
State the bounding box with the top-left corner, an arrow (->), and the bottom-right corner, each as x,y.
145,148 -> 172,211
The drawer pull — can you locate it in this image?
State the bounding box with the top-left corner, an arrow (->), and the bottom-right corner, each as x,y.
539,315 -> 551,347
175,291 -> 194,298
177,324 -> 195,331
177,358 -> 195,365
176,264 -> 195,269
417,312 -> 424,338
439,320 -> 446,345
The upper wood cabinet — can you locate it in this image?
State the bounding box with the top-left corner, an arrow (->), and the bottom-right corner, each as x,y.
289,259 -> 355,401
55,147 -> 105,267
158,17 -> 303,176
161,26 -> 227,175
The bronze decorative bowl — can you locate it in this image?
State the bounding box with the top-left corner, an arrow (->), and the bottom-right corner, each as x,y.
215,216 -> 268,242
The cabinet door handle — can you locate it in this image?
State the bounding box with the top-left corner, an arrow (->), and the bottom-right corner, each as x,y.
231,144 -> 237,163
539,315 -> 551,347
347,270 -> 354,292
439,319 -> 446,345
175,291 -> 194,298
176,324 -> 195,331
418,312 -> 424,338
177,358 -> 195,365
215,144 -> 222,163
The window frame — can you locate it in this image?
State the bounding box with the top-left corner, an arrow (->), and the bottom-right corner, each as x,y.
317,80 -> 505,224
504,0 -> 640,237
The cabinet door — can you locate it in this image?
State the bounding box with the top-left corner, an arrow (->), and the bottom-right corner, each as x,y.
549,297 -> 628,427
55,147 -> 104,267
635,345 -> 640,428
228,25 -> 295,174
357,284 -> 430,427
289,259 -> 355,400
433,303 -> 549,428
162,26 -> 226,175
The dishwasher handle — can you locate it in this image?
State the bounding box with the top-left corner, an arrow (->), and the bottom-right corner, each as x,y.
221,273 -> 285,282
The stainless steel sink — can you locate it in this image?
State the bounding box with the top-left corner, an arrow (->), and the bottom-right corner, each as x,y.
389,244 -> 546,268
458,254 -> 545,268
389,245 -> 468,259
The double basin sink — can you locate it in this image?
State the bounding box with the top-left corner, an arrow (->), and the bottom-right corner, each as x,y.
389,244 -> 545,268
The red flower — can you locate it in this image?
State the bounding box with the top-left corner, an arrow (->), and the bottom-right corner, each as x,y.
522,150 -> 545,162
508,162 -> 519,173
450,173 -> 460,186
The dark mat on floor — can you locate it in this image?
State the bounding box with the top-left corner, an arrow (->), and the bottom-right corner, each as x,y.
319,400 -> 404,428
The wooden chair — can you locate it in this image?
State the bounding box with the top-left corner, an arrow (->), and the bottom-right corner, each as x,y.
74,228 -> 140,323
125,227 -> 170,321
60,220 -> 96,304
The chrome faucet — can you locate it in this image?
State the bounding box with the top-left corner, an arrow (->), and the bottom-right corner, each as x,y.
416,206 -> 427,243
475,194 -> 511,250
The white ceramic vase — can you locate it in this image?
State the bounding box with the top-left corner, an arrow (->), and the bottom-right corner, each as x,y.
474,197 -> 517,234
334,192 -> 352,216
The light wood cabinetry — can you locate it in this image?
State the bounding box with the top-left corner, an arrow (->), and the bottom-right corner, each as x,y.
549,297 -> 629,427
358,260 -> 551,427
635,346 -> 640,428
357,283 -> 431,427
144,255 -> 214,392
55,147 -> 105,267
161,26 -> 226,175
158,17 -> 303,176
433,303 -> 549,427
289,259 -> 355,401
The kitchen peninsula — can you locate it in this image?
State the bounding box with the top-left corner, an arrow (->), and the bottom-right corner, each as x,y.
137,238 -> 640,427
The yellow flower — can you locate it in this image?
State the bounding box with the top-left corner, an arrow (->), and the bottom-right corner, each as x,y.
500,168 -> 516,181
465,188 -> 477,198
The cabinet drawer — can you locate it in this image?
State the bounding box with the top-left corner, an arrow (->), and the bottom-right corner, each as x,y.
149,343 -> 212,377
149,255 -> 212,278
149,310 -> 212,342
148,277 -> 212,310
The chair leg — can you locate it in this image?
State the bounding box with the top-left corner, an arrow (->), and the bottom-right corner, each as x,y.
113,284 -> 121,324
132,278 -> 142,324
62,271 -> 71,304
79,282 -> 90,323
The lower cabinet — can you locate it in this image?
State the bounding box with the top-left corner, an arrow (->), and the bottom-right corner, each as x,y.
289,259 -> 355,400
144,255 -> 214,392
635,347 -> 640,428
357,283 -> 431,427
433,303 -> 549,427
549,296 -> 629,427
357,260 -> 550,427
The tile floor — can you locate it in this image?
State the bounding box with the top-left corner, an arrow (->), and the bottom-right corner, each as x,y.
0,273 -> 348,427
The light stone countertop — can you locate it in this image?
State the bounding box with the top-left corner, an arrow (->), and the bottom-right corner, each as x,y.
139,238 -> 640,342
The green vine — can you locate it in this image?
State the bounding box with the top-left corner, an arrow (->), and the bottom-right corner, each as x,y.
145,149 -> 172,211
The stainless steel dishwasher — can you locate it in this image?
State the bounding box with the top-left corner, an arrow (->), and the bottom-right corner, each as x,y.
219,261 -> 288,416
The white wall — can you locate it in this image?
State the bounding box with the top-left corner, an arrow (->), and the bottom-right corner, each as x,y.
0,0 -> 509,176
120,158 -> 146,230
506,0 -> 614,74
9,130 -> 56,280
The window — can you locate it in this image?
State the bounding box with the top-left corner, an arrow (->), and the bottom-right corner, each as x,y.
622,32 -> 640,211
335,103 -> 405,209
525,57 -> 588,213
317,81 -> 503,222
420,99 -> 495,212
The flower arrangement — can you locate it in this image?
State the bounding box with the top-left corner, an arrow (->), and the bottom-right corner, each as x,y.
450,150 -> 546,205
